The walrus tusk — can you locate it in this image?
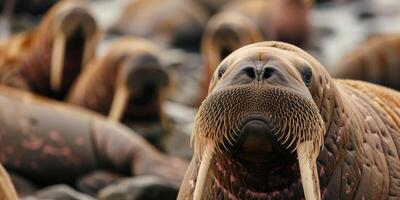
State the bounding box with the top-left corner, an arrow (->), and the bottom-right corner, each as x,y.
109,86 -> 129,121
81,35 -> 97,71
297,141 -> 321,200
193,142 -> 215,200
0,164 -> 18,200
51,33 -> 66,92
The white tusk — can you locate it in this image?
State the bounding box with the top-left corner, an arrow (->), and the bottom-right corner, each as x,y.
81,34 -> 97,70
51,33 -> 66,92
0,164 -> 19,200
108,86 -> 129,121
297,141 -> 321,200
193,142 -> 215,200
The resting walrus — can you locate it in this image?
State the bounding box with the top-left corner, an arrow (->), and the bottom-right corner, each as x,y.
110,0 -> 208,51
0,86 -> 188,194
178,41 -> 400,199
67,38 -> 169,126
0,0 -> 99,99
223,0 -> 312,47
330,34 -> 400,90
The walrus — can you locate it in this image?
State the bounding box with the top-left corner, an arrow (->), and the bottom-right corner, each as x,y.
0,0 -> 99,99
0,164 -> 18,200
66,38 -> 170,128
330,34 -> 400,90
178,41 -> 400,199
109,0 -> 208,51
0,85 -> 188,192
197,11 -> 263,106
223,0 -> 313,47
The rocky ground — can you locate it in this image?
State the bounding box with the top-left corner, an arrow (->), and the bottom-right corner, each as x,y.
2,0 -> 400,199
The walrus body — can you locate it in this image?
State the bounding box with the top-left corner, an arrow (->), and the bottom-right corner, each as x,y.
0,0 -> 99,99
330,34 -> 400,90
110,0 -> 208,51
198,12 -> 263,106
0,86 -> 187,189
0,164 -> 18,200
67,38 -> 169,125
178,41 -> 400,199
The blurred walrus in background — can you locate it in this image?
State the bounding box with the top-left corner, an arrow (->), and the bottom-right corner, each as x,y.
178,41 -> 400,199
223,0 -> 313,47
0,86 -> 188,196
67,38 -> 170,146
330,34 -> 400,90
197,12 -> 263,106
0,164 -> 18,200
0,0 -> 99,100
109,0 -> 208,52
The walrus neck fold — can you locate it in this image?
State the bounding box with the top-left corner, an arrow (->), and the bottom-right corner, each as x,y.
20,30 -> 54,97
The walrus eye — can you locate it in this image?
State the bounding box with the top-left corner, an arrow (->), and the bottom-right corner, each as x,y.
218,68 -> 225,79
301,69 -> 313,87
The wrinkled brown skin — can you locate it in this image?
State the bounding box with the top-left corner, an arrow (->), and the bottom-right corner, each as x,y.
66,38 -> 169,123
178,41 -> 400,199
109,0 -> 208,51
330,34 -> 400,90
0,86 -> 188,189
223,0 -> 311,47
0,0 -> 99,99
197,11 -> 263,106
0,164 -> 18,200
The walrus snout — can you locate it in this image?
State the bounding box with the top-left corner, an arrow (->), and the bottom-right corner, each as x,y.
235,115 -> 292,162
119,54 -> 170,96
238,119 -> 273,153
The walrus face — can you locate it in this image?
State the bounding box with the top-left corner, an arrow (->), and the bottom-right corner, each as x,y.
192,43 -> 325,199
109,53 -> 170,122
50,5 -> 98,95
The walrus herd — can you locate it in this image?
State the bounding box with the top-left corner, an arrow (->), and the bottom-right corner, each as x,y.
1,0 -> 400,200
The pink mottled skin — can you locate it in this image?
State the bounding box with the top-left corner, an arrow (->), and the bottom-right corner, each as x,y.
0,86 -> 188,188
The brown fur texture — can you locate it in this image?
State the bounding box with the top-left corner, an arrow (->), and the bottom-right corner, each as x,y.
0,164 -> 18,200
110,0 -> 208,51
330,34 -> 400,90
66,37 -> 169,123
0,0 -> 99,99
197,12 -> 263,106
178,41 -> 400,199
223,0 -> 311,47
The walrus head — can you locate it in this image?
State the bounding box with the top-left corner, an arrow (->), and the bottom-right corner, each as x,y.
19,0 -> 99,98
49,1 -> 99,95
198,12 -> 262,106
109,52 -> 170,122
191,41 -> 328,200
202,12 -> 262,75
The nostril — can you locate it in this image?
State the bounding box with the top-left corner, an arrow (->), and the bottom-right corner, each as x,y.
242,67 -> 256,79
263,68 -> 276,80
